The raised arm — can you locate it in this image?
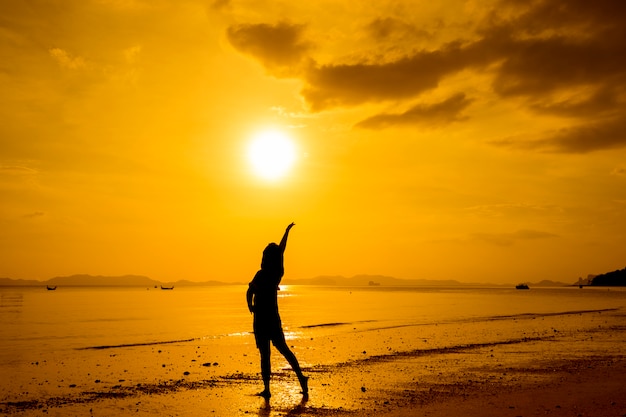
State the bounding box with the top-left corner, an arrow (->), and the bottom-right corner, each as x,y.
278,222 -> 295,253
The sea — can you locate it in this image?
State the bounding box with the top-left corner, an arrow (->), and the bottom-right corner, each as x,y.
2,284 -> 625,367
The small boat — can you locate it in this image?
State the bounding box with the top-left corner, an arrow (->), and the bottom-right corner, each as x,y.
160,285 -> 174,290
46,285 -> 57,291
515,283 -> 529,290
368,281 -> 380,286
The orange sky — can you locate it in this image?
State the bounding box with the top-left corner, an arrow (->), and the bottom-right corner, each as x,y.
1,0 -> 625,284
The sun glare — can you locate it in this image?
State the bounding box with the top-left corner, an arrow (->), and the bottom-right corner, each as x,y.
247,130 -> 296,180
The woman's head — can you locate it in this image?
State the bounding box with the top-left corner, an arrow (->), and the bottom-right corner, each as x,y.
261,243 -> 282,270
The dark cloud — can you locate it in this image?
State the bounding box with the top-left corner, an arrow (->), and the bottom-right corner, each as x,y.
486,36 -> 626,99
491,114 -> 626,153
365,17 -> 432,42
528,85 -> 623,119
472,229 -> 559,246
545,116 -> 626,153
226,21 -> 312,75
476,1 -> 626,152
355,93 -> 473,129
211,0 -> 230,10
299,1 -> 626,112
366,17 -> 403,40
301,42 -> 472,111
492,0 -> 626,42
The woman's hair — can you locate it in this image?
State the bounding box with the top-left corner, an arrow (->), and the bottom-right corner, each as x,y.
261,243 -> 282,271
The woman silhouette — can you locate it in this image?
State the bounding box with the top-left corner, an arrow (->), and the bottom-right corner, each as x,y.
246,222 -> 308,399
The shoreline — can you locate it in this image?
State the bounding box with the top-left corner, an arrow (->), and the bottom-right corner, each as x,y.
2,308 -> 625,416
3,352 -> 624,416
4,360 -> 625,417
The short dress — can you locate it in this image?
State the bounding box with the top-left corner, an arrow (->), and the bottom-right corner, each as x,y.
249,268 -> 285,347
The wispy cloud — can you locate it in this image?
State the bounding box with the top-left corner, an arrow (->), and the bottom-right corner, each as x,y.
612,165 -> 626,176
23,211 -> 46,219
49,48 -> 88,70
0,165 -> 39,190
355,93 -> 473,129
0,165 -> 38,176
471,229 -> 559,247
464,203 -> 563,218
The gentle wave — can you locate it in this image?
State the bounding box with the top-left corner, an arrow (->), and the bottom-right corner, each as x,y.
482,308 -> 619,321
354,308 -> 620,333
300,320 -> 377,329
77,338 -> 198,350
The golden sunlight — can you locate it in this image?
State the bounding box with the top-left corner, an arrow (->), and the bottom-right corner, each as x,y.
247,130 -> 296,180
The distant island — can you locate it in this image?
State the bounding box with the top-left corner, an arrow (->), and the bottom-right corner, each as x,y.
0,273 -> 574,288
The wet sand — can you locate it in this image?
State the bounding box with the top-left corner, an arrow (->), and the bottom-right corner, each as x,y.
2,308 -> 625,416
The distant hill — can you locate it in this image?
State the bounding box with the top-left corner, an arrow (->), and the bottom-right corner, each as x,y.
0,275 -> 161,287
0,274 -> 571,288
282,274 -> 471,286
0,277 -> 43,287
47,274 -> 159,287
529,280 -> 571,287
590,267 -> 626,286
282,274 -> 571,287
0,275 -> 238,287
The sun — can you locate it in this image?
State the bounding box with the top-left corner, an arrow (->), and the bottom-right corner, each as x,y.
247,130 -> 297,180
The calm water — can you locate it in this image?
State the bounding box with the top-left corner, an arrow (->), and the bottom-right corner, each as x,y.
2,285 -> 625,366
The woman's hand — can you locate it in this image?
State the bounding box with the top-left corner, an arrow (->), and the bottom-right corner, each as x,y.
279,222 -> 296,251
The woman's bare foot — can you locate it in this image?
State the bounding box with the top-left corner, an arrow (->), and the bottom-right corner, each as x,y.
299,375 -> 309,395
256,389 -> 271,400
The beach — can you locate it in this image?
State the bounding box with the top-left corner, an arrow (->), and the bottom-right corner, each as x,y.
1,286 -> 625,416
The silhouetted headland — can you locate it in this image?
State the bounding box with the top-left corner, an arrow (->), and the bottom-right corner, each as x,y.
588,267 -> 626,286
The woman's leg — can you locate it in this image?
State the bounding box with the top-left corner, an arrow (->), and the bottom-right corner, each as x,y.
273,335 -> 308,394
257,339 -> 272,398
